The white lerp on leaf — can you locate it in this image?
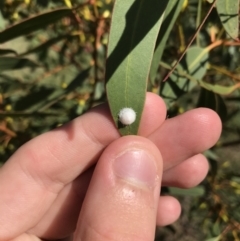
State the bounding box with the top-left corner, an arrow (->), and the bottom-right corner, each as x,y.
118,108 -> 136,125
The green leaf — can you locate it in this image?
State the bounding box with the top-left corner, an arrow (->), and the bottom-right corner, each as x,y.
216,0 -> 239,40
162,62 -> 240,97
105,0 -> 168,135
20,34 -> 70,56
179,46 -> 209,81
0,56 -> 40,72
197,81 -> 240,95
168,186 -> 205,197
205,236 -> 221,241
149,0 -> 185,85
160,46 -> 209,107
0,8 -> 73,44
204,150 -> 219,161
212,221 -> 221,236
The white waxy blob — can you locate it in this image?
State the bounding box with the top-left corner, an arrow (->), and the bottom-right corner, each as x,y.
118,108 -> 136,125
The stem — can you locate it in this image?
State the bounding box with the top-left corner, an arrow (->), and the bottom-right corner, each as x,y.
196,0 -> 202,46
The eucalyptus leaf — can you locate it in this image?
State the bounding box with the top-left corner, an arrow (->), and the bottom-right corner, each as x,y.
0,8 -> 73,43
168,186 -> 205,197
150,0 -> 185,85
198,80 -> 240,95
161,60 -> 240,99
106,0 -> 168,135
20,35 -> 70,56
160,46 -> 209,107
0,56 -> 40,72
205,236 -> 221,241
216,0 -> 239,40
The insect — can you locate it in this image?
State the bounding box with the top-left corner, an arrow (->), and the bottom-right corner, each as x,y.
118,108 -> 136,125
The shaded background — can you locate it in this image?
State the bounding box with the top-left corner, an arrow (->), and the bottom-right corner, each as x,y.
0,0 -> 240,240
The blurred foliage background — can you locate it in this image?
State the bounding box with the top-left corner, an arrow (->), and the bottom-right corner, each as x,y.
0,0 -> 240,240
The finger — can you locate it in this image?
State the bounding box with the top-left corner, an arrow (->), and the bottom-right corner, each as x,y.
0,93 -> 166,240
8,233 -> 41,241
74,136 -> 163,241
28,167 -> 94,239
28,155 -> 208,238
149,108 -> 221,170
139,93 -> 166,136
162,154 -> 209,188
25,108 -> 220,239
156,196 -> 181,226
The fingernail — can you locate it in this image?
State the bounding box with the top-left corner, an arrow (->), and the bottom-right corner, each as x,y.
113,149 -> 157,187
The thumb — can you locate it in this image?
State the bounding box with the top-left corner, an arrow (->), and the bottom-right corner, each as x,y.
74,136 -> 163,241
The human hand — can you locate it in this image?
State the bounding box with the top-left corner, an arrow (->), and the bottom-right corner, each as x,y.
0,93 -> 221,241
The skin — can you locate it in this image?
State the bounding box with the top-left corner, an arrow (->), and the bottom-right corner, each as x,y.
0,93 -> 222,241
